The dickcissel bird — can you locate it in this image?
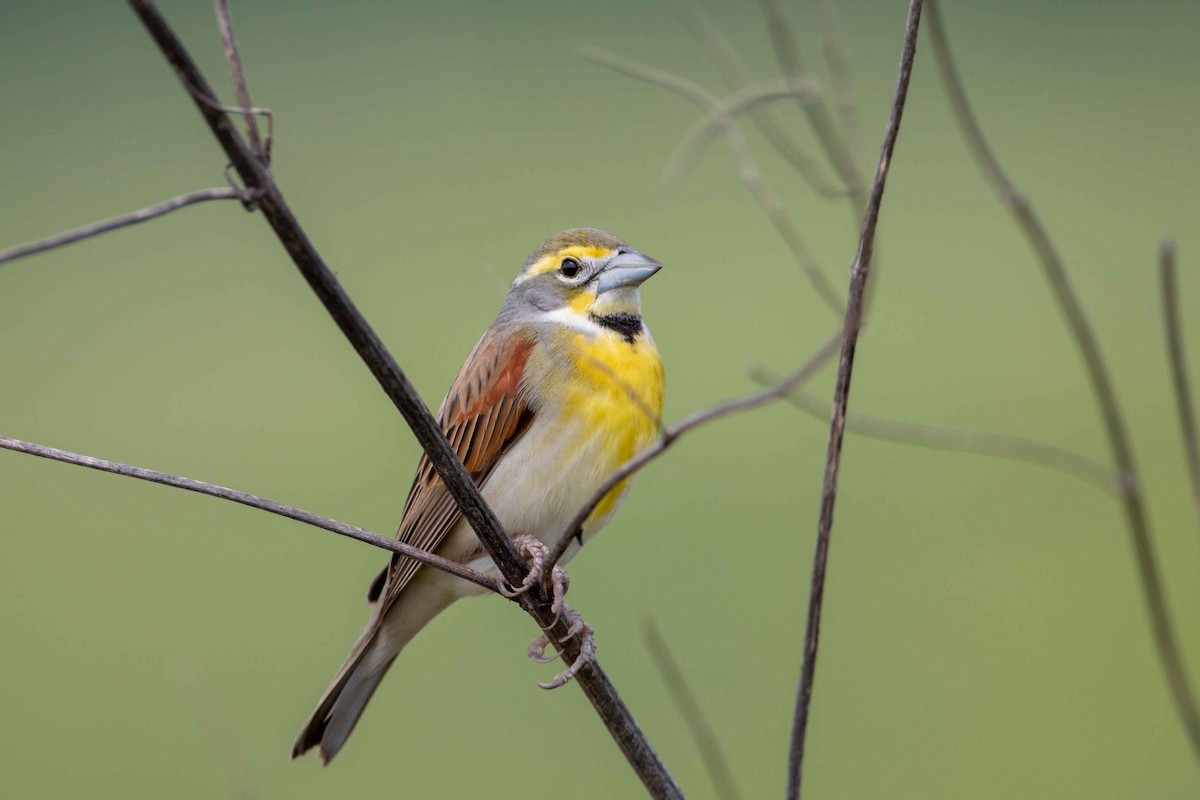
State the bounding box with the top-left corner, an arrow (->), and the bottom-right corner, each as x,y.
292,228 -> 664,764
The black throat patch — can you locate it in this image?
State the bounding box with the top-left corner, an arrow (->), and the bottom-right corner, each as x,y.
591,312 -> 643,344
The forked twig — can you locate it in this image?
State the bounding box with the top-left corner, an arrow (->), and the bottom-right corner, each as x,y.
544,331 -> 843,578
1159,239 -> 1200,536
126,3 -> 680,794
927,0 -> 1200,763
666,0 -> 844,197
214,0 -> 266,161
0,435 -> 499,592
750,371 -> 1116,492
0,188 -> 245,267
664,82 -> 819,186
181,81 -> 275,159
787,2 -> 924,797
642,619 -> 741,800
758,0 -> 864,210
580,45 -> 843,316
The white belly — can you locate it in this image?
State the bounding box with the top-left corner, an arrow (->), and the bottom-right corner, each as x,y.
427,409 -> 637,597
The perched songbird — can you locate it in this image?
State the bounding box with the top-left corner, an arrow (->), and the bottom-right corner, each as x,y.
292,228 -> 665,764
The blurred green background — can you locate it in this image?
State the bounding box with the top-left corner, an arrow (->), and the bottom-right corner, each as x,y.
2,0 -> 1199,797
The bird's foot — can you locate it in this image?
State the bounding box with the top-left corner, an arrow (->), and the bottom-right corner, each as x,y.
545,563 -> 570,621
526,604 -> 595,690
495,535 -> 547,598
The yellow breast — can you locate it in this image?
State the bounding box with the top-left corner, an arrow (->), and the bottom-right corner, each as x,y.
555,328 -> 664,524
563,330 -> 663,442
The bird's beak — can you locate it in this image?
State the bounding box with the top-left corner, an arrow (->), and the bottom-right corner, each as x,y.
596,250 -> 663,294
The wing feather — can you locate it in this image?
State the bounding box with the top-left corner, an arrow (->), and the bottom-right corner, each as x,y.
377,328 -> 536,609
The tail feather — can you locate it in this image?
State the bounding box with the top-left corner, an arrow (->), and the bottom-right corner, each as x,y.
294,568 -> 461,764
291,622 -> 397,765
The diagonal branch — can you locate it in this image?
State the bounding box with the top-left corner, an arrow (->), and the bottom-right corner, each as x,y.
787,2 -> 924,797
927,0 -> 1200,763
642,619 -> 741,800
749,372 -> 1117,492
125,2 -> 681,795
580,45 -> 843,316
544,331 -> 843,577
1159,239 -> 1200,538
0,187 -> 245,267
0,435 -> 499,591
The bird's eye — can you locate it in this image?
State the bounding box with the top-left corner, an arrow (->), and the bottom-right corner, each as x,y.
559,258 -> 582,279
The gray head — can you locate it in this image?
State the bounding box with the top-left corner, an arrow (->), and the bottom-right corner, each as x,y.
501,228 -> 662,335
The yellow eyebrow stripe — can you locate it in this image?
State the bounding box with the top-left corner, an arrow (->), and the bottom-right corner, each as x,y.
523,245 -> 615,279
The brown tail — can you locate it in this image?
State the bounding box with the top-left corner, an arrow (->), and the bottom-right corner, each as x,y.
291,621 -> 397,765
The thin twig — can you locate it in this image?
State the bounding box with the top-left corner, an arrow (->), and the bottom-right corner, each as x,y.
666,0 -> 845,197
758,0 -> 864,210
1159,239 -> 1200,537
0,435 -> 499,592
787,3 -> 924,798
213,0 -> 265,161
664,82 -> 818,186
749,371 -> 1116,492
0,187 -> 243,267
126,3 -> 681,795
757,0 -> 885,320
810,0 -> 860,155
927,0 -> 1200,763
642,619 -> 741,800
182,81 -> 275,156
545,331 -> 842,577
580,45 -> 844,317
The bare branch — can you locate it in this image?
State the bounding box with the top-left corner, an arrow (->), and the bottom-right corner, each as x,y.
927,0 -> 1200,763
666,0 -> 844,197
126,3 -> 681,794
580,45 -> 843,316
213,0 -> 265,161
0,435 -> 500,592
750,370 -> 1116,492
545,331 -> 842,577
1159,239 -> 1200,537
642,619 -> 741,800
0,187 -> 244,267
787,3 -> 924,797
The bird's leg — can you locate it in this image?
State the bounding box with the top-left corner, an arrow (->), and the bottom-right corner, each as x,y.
495,535 -> 546,598
527,604 -> 596,690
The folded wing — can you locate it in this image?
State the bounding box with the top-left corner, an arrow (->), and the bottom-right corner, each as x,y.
373,327 -> 537,610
